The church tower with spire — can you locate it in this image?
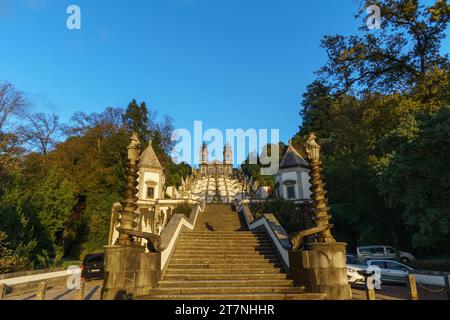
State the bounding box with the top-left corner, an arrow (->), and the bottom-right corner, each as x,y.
223,143 -> 233,165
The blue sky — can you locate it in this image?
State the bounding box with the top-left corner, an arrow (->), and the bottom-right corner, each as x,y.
1,0 -> 448,147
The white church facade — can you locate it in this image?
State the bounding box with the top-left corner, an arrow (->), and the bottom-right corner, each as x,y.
275,143 -> 312,201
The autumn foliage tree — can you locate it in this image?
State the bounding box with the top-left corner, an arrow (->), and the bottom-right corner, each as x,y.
0,95 -> 191,270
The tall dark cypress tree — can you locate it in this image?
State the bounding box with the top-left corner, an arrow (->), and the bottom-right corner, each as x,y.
123,99 -> 151,143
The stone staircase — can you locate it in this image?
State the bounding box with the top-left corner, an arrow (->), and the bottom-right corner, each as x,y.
141,204 -> 325,300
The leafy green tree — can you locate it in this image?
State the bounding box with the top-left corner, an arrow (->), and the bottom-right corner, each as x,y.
250,199 -> 314,235
296,0 -> 450,257
0,231 -> 28,273
375,106 -> 450,255
319,0 -> 450,95
31,168 -> 77,247
123,99 -> 152,143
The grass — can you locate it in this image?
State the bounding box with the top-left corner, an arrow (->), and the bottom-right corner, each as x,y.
59,259 -> 82,269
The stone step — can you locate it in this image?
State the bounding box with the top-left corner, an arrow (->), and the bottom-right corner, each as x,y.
147,286 -> 305,295
173,249 -> 275,254
180,232 -> 267,236
158,279 -> 294,288
175,245 -> 274,250
173,248 -> 276,254
164,273 -> 288,281
167,262 -> 283,270
138,293 -> 327,300
178,243 -> 273,248
175,243 -> 273,248
165,267 -> 283,275
168,257 -> 280,264
171,253 -> 278,259
182,232 -> 266,235
179,237 -> 268,242
179,238 -> 270,242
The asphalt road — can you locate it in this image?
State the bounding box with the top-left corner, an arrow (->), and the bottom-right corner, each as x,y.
3,281 -> 447,300
351,284 -> 448,300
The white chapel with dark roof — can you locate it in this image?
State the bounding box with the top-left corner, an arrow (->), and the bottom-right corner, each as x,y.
275,142 -> 312,201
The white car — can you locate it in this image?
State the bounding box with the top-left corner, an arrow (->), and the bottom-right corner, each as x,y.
367,260 -> 414,285
346,255 -> 367,285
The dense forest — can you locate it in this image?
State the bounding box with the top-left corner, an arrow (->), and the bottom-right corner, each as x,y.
0,96 -> 190,272
293,0 -> 450,256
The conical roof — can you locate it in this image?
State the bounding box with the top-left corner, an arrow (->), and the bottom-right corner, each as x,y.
279,143 -> 309,169
140,142 -> 162,169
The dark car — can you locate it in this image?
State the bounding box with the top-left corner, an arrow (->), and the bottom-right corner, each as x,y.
81,252 -> 105,281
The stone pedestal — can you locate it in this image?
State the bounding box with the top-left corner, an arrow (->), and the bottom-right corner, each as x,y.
101,245 -> 161,300
289,242 -> 352,300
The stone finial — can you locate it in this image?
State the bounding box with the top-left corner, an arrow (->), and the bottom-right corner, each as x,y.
127,132 -> 141,164
305,133 -> 321,162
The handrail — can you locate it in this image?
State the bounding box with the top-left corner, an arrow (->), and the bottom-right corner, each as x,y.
159,200 -> 204,271
0,268 -> 80,286
239,203 -> 291,269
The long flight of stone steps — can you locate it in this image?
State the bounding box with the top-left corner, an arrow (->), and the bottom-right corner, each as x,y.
142,230 -> 325,300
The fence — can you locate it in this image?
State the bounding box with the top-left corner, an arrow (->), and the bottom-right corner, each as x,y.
365,274 -> 450,300
0,268 -> 83,300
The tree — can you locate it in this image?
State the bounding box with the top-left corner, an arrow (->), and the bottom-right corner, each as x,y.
319,0 -> 450,95
62,107 -> 126,138
375,106 -> 450,255
0,231 -> 28,273
31,168 -> 77,247
123,100 -> 151,143
0,82 -> 26,133
17,113 -> 59,157
296,1 -> 450,256
0,82 -> 26,177
298,81 -> 334,138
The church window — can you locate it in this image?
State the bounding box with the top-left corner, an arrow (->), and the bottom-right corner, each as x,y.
147,187 -> 155,199
287,186 -> 296,199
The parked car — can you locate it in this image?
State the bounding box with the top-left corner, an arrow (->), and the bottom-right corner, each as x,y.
357,245 -> 415,263
366,259 -> 414,285
81,252 -> 105,281
346,255 -> 367,285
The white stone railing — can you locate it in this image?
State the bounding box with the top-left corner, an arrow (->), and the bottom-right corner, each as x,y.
239,203 -> 292,269
159,200 -> 204,271
110,198 -> 202,246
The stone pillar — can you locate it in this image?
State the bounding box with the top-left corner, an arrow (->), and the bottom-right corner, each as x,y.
101,133 -> 161,300
116,133 -> 141,246
101,245 -> 161,300
289,242 -> 352,300
0,284 -> 7,300
36,282 -> 47,300
76,280 -> 85,300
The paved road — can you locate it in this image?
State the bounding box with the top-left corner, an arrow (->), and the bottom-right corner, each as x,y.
4,281 -> 447,300
3,280 -> 103,300
351,284 -> 447,300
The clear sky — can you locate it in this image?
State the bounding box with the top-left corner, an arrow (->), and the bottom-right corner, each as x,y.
1,0 -> 448,146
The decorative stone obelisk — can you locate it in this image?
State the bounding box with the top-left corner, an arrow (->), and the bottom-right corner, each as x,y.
116,133 -> 141,246
288,133 -> 352,300
101,133 -> 161,300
